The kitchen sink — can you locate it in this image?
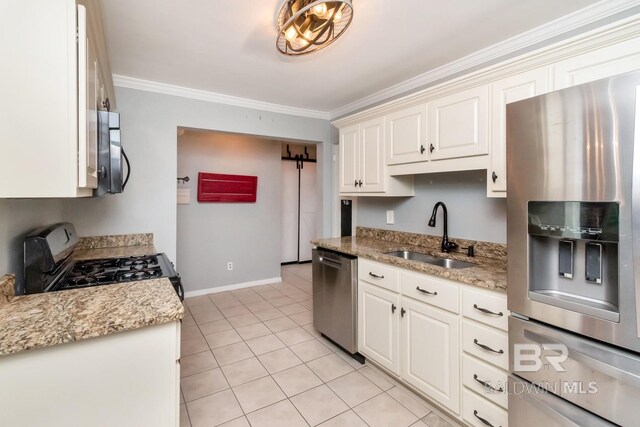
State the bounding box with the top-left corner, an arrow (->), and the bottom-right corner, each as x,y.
384,250 -> 441,263
384,250 -> 475,269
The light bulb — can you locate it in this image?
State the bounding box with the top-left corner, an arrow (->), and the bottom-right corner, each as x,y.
311,3 -> 327,17
285,26 -> 297,42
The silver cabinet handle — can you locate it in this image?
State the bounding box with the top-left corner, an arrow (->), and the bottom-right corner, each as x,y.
473,304 -> 503,317
473,374 -> 504,393
416,286 -> 437,296
473,410 -> 499,427
474,339 -> 504,354
369,272 -> 384,279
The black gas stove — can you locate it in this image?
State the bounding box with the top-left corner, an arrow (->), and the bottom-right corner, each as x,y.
53,254 -> 183,299
24,223 -> 184,300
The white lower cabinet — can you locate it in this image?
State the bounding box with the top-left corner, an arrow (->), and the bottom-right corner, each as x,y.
0,321 -> 181,427
358,281 -> 400,375
462,354 -> 508,410
357,257 -> 509,424
463,389 -> 508,427
401,297 -> 460,413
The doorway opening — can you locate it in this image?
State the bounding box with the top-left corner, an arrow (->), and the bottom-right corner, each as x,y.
281,142 -> 317,265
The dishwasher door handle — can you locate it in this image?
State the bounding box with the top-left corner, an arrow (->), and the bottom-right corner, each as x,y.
318,256 -> 342,269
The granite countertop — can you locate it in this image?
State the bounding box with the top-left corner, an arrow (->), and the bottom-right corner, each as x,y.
0,278 -> 183,356
311,234 -> 507,292
0,233 -> 183,356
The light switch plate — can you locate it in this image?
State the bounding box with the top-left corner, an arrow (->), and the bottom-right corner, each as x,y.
177,188 -> 191,205
386,210 -> 394,224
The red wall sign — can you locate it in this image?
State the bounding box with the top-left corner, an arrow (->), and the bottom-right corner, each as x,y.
197,172 -> 258,203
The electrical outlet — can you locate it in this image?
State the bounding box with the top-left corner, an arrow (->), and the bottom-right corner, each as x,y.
227,262 -> 233,271
386,210 -> 395,225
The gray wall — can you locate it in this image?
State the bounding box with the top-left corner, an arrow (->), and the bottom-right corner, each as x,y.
176,131 -> 282,293
356,171 -> 507,243
0,200 -> 64,291
62,87 -> 334,265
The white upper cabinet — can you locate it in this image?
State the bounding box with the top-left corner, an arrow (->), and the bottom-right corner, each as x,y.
333,21 -> 640,198
488,68 -> 549,196
554,36 -> 640,90
338,118 -> 414,196
339,125 -> 360,193
0,0 -> 114,198
386,105 -> 428,165
360,118 -> 385,192
78,4 -> 99,190
428,85 -> 489,161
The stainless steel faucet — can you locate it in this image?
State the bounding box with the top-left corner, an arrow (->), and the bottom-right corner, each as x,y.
428,202 -> 458,253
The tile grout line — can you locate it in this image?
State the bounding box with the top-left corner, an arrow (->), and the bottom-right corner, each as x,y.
186,266 -> 413,427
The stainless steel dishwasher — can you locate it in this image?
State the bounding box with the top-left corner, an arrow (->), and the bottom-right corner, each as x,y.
312,248 -> 364,363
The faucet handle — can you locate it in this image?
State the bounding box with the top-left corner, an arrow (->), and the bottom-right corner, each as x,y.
463,245 -> 475,257
444,241 -> 459,252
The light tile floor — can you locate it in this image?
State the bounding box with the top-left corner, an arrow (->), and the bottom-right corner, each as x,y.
180,263 -> 461,427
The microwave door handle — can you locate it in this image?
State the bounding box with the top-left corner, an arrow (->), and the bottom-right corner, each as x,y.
122,149 -> 131,190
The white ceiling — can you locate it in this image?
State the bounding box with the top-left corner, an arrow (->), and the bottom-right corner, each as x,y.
102,0 -> 605,114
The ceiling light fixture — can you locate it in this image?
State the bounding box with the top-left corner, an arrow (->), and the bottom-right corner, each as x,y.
276,0 -> 354,56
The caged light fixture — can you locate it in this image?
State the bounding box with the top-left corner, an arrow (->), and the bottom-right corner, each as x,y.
276,0 -> 354,56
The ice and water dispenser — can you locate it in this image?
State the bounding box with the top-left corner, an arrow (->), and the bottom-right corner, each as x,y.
527,202 -> 619,322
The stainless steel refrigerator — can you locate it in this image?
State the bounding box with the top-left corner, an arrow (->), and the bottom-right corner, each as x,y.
506,70 -> 640,426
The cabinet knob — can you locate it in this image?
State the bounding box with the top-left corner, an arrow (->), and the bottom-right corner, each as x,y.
429,143 -> 435,153
491,171 -> 498,183
354,180 -> 358,187
420,145 -> 426,154
358,180 -> 363,187
102,97 -> 111,112
400,307 -> 406,317
391,304 -> 397,314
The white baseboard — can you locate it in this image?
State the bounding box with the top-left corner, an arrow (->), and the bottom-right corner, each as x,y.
184,277 -> 282,298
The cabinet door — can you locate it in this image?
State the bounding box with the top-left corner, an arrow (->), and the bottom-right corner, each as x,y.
401,297 -> 460,413
386,105 -> 428,165
428,85 -> 489,161
339,125 -> 360,193
358,282 -> 400,375
77,5 -> 98,189
360,118 -> 385,192
489,68 -> 548,194
554,36 -> 640,90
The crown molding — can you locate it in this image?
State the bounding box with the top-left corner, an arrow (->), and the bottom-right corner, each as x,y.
329,0 -> 640,119
112,75 -> 332,120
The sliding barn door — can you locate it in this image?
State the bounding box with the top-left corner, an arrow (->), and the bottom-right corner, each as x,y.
299,162 -> 317,262
281,160 -> 299,264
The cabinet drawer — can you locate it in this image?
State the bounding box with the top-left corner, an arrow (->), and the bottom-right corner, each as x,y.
462,288 -> 508,331
463,320 -> 509,370
462,354 -> 508,410
463,389 -> 508,427
358,258 -> 400,292
401,270 -> 459,314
